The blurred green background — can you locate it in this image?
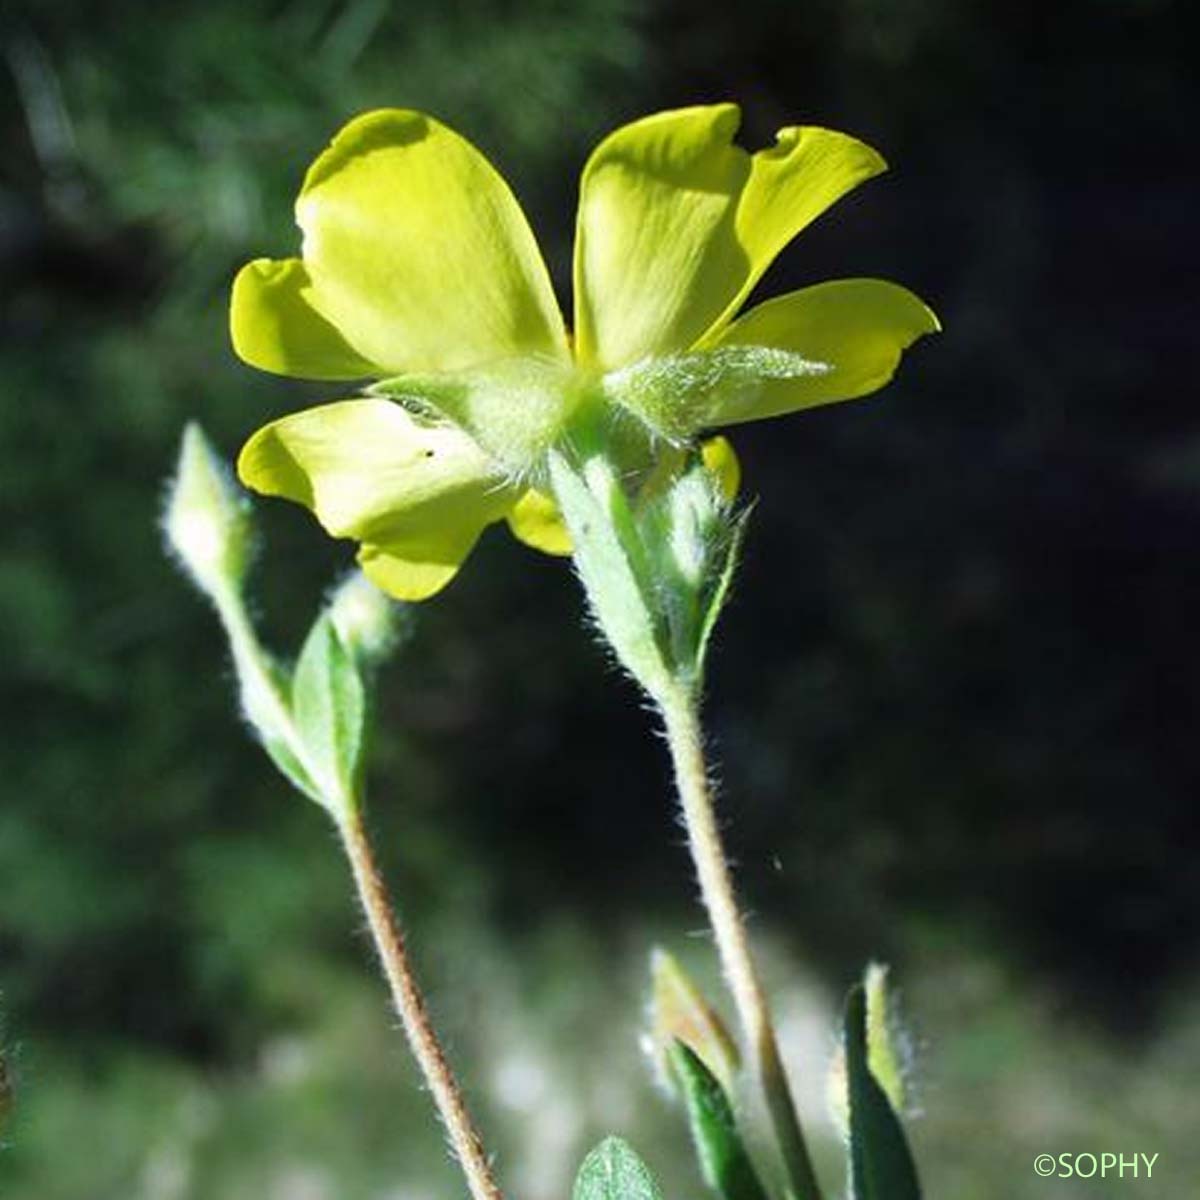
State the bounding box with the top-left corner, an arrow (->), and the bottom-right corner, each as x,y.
2,0 -> 1199,1196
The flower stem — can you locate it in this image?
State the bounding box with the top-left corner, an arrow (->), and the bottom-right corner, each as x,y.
337,808 -> 504,1200
660,685 -> 822,1200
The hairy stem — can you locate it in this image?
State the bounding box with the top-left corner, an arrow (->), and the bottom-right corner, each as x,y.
660,687 -> 822,1200
338,809 -> 504,1200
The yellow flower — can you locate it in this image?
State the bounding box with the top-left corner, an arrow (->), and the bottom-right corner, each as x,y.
232,104 -> 938,600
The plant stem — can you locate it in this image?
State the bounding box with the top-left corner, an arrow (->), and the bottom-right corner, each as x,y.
660,686 -> 822,1200
338,808 -> 504,1200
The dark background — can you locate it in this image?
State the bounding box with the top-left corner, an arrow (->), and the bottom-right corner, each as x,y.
2,1 -> 1198,1197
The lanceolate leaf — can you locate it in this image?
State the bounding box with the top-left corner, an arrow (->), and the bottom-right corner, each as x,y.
827,963 -> 911,1141
291,614 -> 366,811
844,985 -> 921,1200
259,730 -> 323,806
573,1137 -> 664,1200
669,1042 -> 769,1200
863,963 -> 907,1117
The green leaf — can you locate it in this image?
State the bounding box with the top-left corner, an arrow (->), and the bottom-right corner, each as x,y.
669,1042 -> 769,1200
827,963 -> 910,1140
573,1137 -> 664,1200
258,730 -> 323,806
844,985 -> 921,1200
863,963 -> 907,1117
291,614 -> 366,812
219,605 -> 326,806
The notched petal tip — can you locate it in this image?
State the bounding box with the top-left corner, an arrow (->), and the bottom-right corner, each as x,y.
230,256 -> 377,381
237,418 -> 314,508
574,103 -> 896,366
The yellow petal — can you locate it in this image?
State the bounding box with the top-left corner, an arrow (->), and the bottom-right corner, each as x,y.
230,258 -> 379,380
701,436 -> 741,500
238,398 -> 515,563
356,532 -> 482,602
296,109 -> 569,374
573,104 -> 885,369
506,488 -> 573,556
710,278 -> 940,424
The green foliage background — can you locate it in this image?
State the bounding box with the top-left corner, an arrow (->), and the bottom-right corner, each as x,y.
1,0 -> 1198,1196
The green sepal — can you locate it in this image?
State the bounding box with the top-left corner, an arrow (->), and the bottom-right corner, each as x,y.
548,450 -> 673,704
843,984 -> 921,1200
695,501 -> 751,683
668,1042 -> 769,1200
370,357 -> 578,471
573,1137 -> 665,1200
290,613 -> 366,815
603,346 -> 829,442
549,443 -> 750,702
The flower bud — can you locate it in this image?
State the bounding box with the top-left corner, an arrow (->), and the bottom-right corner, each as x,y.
668,469 -> 720,588
648,948 -> 739,1098
164,423 -> 251,598
327,570 -> 408,665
